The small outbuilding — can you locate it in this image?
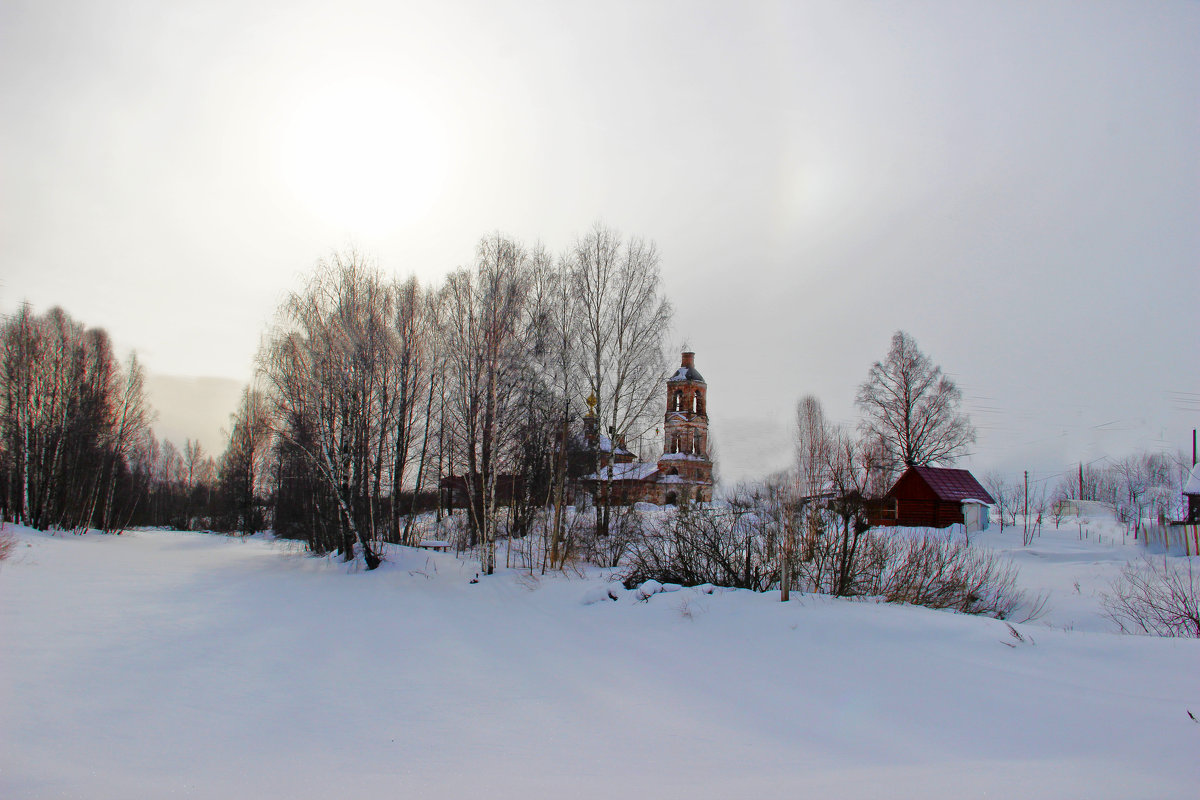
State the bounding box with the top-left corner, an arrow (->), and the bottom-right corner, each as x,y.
1184,463 -> 1200,523
871,465 -> 996,530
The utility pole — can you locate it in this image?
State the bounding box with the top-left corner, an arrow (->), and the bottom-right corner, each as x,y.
1023,470 -> 1030,545
1078,463 -> 1084,501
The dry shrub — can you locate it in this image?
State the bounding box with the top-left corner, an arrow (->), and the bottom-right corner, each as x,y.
620,504 -> 776,591
609,488 -> 1035,620
617,504 -> 1034,620
581,507 -> 644,570
874,535 -> 1028,619
0,526 -> 14,561
1104,557 -> 1200,637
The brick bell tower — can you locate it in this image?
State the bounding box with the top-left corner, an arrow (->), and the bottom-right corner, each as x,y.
657,351 -> 713,501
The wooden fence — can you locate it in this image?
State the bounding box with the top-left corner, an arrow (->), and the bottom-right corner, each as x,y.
1139,523 -> 1200,556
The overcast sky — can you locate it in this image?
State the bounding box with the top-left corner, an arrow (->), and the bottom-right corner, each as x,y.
2,0 -> 1197,487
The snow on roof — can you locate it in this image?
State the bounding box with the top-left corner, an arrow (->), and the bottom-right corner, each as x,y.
899,465 -> 996,505
573,433 -> 634,456
582,462 -> 661,482
596,435 -> 633,456
667,365 -> 706,383
659,452 -> 706,461
1184,463 -> 1200,495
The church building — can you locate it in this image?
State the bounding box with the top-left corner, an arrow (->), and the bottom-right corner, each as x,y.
578,351 -> 714,506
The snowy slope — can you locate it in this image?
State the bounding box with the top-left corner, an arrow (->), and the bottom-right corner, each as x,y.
1,524 -> 1198,799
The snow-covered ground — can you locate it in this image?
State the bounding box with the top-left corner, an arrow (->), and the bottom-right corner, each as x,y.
2,518 -> 1198,799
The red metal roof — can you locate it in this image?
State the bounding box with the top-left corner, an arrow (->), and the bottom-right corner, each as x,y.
903,465 -> 996,505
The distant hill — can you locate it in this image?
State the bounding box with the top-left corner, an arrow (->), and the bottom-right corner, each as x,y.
144,374 -> 245,457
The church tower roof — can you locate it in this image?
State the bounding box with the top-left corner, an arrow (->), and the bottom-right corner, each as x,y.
667,351 -> 705,384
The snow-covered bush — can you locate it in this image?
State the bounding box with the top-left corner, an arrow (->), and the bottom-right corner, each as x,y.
1103,557 -> 1200,637
580,582 -> 625,605
635,579 -> 665,600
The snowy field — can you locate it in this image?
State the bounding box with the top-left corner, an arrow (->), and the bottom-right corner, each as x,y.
2,518 -> 1198,799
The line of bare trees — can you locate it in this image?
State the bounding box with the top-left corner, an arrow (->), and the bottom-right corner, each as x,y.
1061,453 -> 1188,526
1,223 -> 673,560
131,433 -> 217,529
0,303 -> 296,535
258,224 -> 672,572
985,450 -> 1189,538
0,305 -> 151,531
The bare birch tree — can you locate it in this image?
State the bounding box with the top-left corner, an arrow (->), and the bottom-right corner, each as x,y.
442,234 -> 531,575
570,223 -> 672,532
795,395 -> 831,499
260,252 -> 392,568
98,353 -> 152,532
0,305 -> 150,532
218,387 -> 272,533
856,330 -> 975,472
386,275 -> 432,543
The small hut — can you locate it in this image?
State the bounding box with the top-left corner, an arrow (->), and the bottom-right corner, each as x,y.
871,465 -> 996,530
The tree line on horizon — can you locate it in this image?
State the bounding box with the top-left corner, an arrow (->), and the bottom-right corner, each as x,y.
0,303 -> 277,535
0,224 -> 674,573
3,234 -> 1189,591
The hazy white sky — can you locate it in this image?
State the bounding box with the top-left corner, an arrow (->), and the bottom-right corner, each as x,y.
2,0 -> 1197,485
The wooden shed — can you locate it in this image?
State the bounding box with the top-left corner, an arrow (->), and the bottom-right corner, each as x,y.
871,465 -> 996,529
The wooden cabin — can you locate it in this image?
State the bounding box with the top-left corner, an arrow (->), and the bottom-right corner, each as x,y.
871,465 -> 995,529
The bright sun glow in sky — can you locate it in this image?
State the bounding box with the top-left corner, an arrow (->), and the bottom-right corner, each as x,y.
277,79 -> 446,237
2,0 -> 1197,483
